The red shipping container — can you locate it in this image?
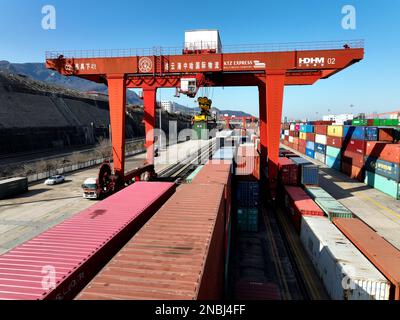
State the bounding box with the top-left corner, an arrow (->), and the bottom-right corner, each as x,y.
299,139 -> 307,147
293,137 -> 299,145
341,161 -> 365,181
306,133 -> 315,142
314,125 -> 328,135
289,131 -> 295,137
293,131 -> 300,137
298,145 -> 306,154
326,136 -> 344,148
284,136 -> 289,141
278,157 -> 298,185
342,150 -> 364,168
365,142 -> 400,163
344,139 -> 366,155
378,128 -> 395,142
332,218 -> 400,300
288,142 -> 293,148
284,186 -> 324,233
283,140 -> 289,146
0,181 -> 177,300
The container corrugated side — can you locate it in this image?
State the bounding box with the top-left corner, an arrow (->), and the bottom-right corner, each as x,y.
300,216 -> 391,300
0,181 -> 176,300
301,164 -> 319,185
364,156 -> 400,182
326,146 -> 342,159
76,183 -> 226,300
315,134 -> 327,145
364,170 -> 400,200
333,218 -> 400,300
314,198 -> 353,220
304,186 -> 334,200
365,142 -> 400,164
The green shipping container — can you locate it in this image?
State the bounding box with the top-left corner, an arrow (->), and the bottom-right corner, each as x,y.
380,119 -> 399,126
364,170 -> 400,200
352,119 -> 368,126
237,208 -> 259,232
304,186 -> 334,200
326,146 -> 342,159
314,198 -> 354,220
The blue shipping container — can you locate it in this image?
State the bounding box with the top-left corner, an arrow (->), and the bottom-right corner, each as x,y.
315,143 -> 326,154
301,164 -> 319,185
325,155 -> 341,171
343,126 -> 378,141
306,141 -> 315,150
364,156 -> 400,182
305,148 -> 315,158
300,125 -> 314,133
326,146 -> 342,159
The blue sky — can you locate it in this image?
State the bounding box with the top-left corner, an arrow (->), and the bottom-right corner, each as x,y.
1,0 -> 399,119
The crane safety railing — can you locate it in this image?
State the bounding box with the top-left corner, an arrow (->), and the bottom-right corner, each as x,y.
45,39 -> 364,59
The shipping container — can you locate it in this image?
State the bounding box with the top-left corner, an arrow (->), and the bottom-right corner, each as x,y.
314,143 -> 326,154
304,186 -> 353,219
0,177 -> 28,199
298,145 -> 306,154
344,126 -> 379,141
300,125 -> 314,133
236,181 -> 259,207
299,132 -> 307,140
284,129 -> 290,136
299,139 -> 307,148
351,119 -> 368,126
305,148 -> 315,159
332,218 -> 400,300
300,216 -> 391,300
326,136 -> 344,148
364,170 -> 400,200
278,157 -> 298,185
0,181 -> 177,300
184,29 -> 222,53
77,183 -> 226,300
290,123 -> 295,131
365,142 -> 400,163
237,207 -> 259,232
325,155 -> 341,170
341,161 -> 365,181
314,125 -> 328,135
235,145 -> 258,179
306,133 -> 315,142
284,186 -> 324,232
364,156 -> 400,182
315,134 -> 327,145
343,139 -> 366,155
342,150 -> 365,168
289,136 -> 294,143
314,151 -> 326,164
326,146 -> 342,159
327,125 -> 344,137
378,128 -> 395,142
306,141 -> 315,150
212,147 -> 236,160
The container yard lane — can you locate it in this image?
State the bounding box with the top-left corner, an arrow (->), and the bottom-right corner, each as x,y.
0,139 -> 210,256
281,144 -> 400,251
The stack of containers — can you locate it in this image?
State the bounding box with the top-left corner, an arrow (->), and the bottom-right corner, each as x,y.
326,125 -> 345,172
364,142 -> 400,199
314,124 -> 328,164
278,157 -> 299,186
304,186 -> 354,220
300,124 -> 315,158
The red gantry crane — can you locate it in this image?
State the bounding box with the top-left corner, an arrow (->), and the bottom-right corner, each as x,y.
45,34 -> 364,198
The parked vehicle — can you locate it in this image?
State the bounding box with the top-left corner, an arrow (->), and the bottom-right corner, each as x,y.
44,175 -> 65,185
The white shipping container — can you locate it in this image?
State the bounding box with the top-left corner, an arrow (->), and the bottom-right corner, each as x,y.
290,124 -> 295,131
284,130 -> 290,136
314,152 -> 326,163
315,134 -> 327,145
184,30 -> 222,53
289,136 -> 294,143
281,134 -> 285,140
300,216 -> 390,300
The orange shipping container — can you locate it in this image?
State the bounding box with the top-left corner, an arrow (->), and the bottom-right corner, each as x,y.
366,142 -> 400,163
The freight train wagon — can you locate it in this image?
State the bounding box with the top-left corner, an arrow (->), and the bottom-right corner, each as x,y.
77,162 -> 232,300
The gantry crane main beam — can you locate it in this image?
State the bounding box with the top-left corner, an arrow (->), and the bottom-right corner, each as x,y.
46,42 -> 364,199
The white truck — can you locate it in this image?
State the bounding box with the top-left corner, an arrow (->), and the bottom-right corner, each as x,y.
81,177 -> 101,199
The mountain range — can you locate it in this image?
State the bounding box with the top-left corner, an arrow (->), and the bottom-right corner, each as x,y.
0,60 -> 253,117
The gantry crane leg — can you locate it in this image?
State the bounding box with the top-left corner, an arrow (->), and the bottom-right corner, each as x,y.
143,87 -> 157,165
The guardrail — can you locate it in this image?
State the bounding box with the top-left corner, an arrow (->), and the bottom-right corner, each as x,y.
45,39 -> 364,59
